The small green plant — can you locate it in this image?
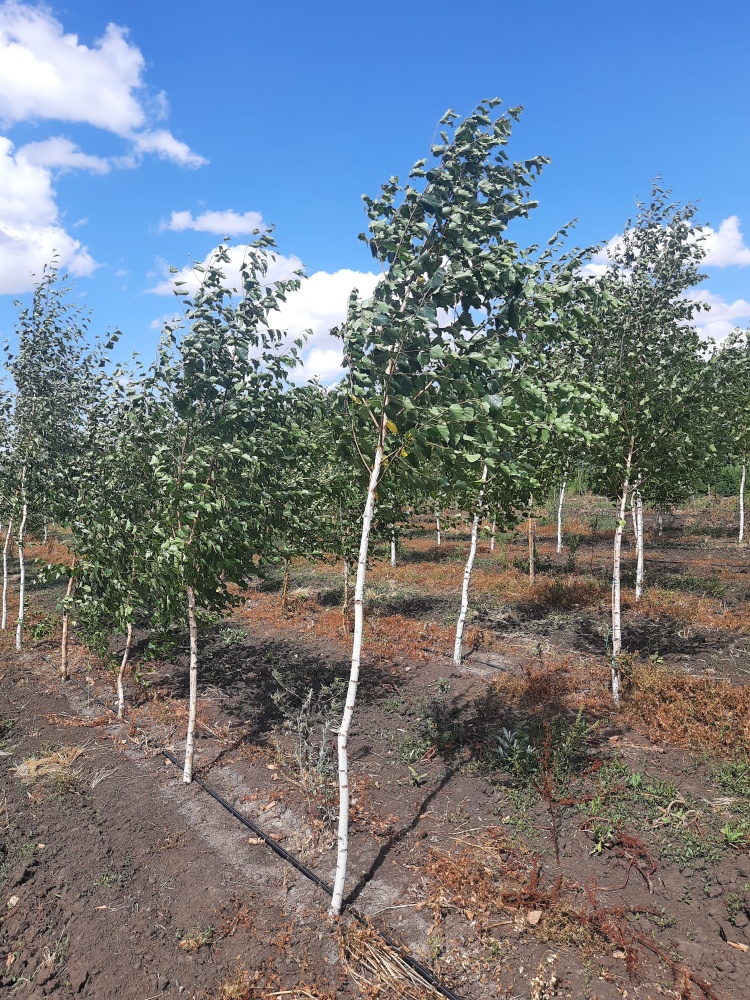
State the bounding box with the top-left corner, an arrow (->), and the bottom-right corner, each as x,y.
493,727 -> 537,784
437,676 -> 450,694
714,757 -> 750,798
726,886 -> 750,924
29,614 -> 58,642
428,934 -> 443,961
722,821 -> 750,849
218,626 -> 249,646
408,766 -> 428,787
178,926 -> 213,952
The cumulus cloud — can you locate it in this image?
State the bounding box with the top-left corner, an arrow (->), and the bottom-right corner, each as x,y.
0,135 -> 97,292
129,130 -> 206,169
160,209 -> 267,236
701,216 -> 750,268
18,136 -> 110,174
148,248 -> 379,384
0,2 -> 145,132
147,245 -> 305,297
0,2 -> 207,293
689,289 -> 750,343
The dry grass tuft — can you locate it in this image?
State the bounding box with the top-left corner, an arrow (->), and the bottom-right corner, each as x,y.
340,921 -> 446,1000
12,745 -> 85,790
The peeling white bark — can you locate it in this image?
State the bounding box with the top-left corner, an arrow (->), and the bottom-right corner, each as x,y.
60,573 -> 75,679
183,585 -> 199,783
611,459 -> 632,709
557,480 -> 567,555
2,516 -> 12,631
390,525 -> 396,567
452,465 -> 488,669
740,461 -> 746,543
436,513 -> 441,547
635,491 -> 644,602
490,519 -> 496,553
330,443 -> 385,915
528,498 -> 536,587
15,504 -> 27,652
117,622 -> 133,719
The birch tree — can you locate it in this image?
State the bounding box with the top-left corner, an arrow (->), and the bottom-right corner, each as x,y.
330,99 -> 571,914
134,237 -> 304,782
587,185 -> 711,704
713,328 -> 750,543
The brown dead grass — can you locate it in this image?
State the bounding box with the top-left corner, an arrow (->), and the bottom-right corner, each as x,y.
622,661 -> 750,756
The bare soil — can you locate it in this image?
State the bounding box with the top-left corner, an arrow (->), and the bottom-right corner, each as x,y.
1,497 -> 749,999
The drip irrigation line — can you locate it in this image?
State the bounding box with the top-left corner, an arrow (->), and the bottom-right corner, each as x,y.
65,675 -> 463,1000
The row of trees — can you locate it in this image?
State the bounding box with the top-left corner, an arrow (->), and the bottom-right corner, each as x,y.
0,101 -> 748,914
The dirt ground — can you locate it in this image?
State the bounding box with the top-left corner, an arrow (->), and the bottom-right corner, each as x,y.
1,496 -> 750,999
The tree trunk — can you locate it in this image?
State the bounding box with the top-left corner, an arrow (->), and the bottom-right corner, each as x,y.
490,519 -> 496,553
43,515 -> 48,545
435,513 -> 441,547
657,504 -> 663,538
342,557 -> 350,632
452,465 -> 488,669
1,516 -> 13,631
390,525 -> 397,567
330,443 -> 384,915
740,461 -> 746,543
15,504 -> 28,652
528,496 -> 536,587
611,450 -> 633,708
281,558 -> 290,609
117,622 -> 134,719
634,491 -> 644,602
183,585 -> 199,783
60,573 -> 75,679
557,480 -> 567,554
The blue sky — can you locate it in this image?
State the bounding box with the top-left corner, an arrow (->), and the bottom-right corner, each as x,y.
1,0 -> 749,379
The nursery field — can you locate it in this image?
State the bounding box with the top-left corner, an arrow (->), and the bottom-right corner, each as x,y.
1,495 -> 750,1000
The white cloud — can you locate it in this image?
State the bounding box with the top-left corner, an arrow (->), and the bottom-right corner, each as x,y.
147,245 -> 305,297
0,2 -> 145,132
0,135 -> 97,292
302,347 -> 346,383
130,130 -> 206,169
160,209 -> 266,236
701,216 -> 750,268
689,289 -> 750,343
18,136 -> 110,174
0,3 -> 208,294
148,248 -> 379,384
0,2 -> 203,166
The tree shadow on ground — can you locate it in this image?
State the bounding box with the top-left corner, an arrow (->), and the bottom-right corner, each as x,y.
158,627 -> 394,748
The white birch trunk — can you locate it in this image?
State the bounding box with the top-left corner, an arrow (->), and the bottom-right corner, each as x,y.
330,444 -> 385,915
342,557 -> 350,631
635,491 -> 644,602
557,479 -> 567,554
528,499 -> 536,587
60,573 -> 75,679
390,526 -> 396,567
490,519 -> 496,553
183,585 -> 199,783
2,516 -> 13,631
436,513 -> 441,547
630,499 -> 637,539
739,461 -> 746,543
43,515 -> 48,545
452,465 -> 488,669
611,474 -> 631,708
117,622 -> 133,719
15,504 -> 27,652
657,504 -> 663,538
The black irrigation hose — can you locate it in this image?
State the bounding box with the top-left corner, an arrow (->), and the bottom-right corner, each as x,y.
65,676 -> 463,1000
